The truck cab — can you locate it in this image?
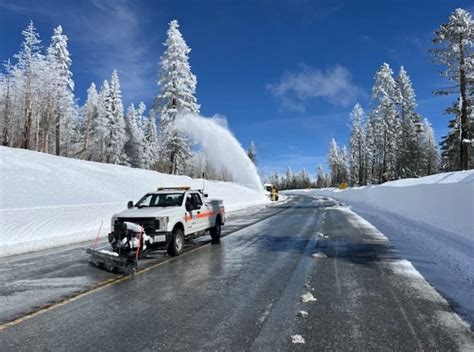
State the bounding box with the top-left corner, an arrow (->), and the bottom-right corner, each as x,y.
109,187 -> 225,257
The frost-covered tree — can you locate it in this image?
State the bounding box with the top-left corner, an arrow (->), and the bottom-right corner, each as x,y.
155,20 -> 199,174
396,66 -> 423,177
364,117 -> 375,184
104,70 -> 127,164
15,21 -> 42,150
328,138 -> 340,186
143,112 -> 159,169
247,140 -> 257,165
431,8 -> 474,170
340,145 -> 350,184
124,102 -> 146,168
316,164 -> 326,188
48,25 -> 75,156
440,99 -> 462,171
89,80 -> 110,162
420,119 -> 439,175
79,83 -> 99,159
348,103 -> 365,185
371,63 -> 401,182
285,166 -> 295,189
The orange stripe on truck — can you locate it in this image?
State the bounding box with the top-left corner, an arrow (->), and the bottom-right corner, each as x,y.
196,211 -> 215,219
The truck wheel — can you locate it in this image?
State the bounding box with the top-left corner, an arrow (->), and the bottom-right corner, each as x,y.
167,227 -> 184,256
210,217 -> 222,243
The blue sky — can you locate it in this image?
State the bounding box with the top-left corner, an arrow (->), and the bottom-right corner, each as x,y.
0,0 -> 472,176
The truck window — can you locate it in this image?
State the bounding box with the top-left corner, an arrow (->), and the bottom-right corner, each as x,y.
136,193 -> 184,208
191,193 -> 203,209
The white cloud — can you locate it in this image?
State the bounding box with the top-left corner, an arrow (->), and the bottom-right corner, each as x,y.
266,64 -> 364,111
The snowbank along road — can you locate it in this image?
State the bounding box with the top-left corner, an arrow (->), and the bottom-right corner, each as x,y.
0,195 -> 472,351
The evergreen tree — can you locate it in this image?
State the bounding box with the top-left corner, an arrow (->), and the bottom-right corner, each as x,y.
143,110 -> 159,169
316,164 -> 325,188
104,70 -> 127,164
328,138 -> 340,186
431,8 -> 474,170
124,102 -> 146,168
155,20 -> 199,174
371,63 -> 400,182
440,100 -> 462,170
79,83 -> 99,160
397,66 -> 423,177
15,21 -> 41,150
348,103 -> 365,185
247,140 -> 257,164
420,119 -> 439,175
48,25 -> 75,156
340,145 -> 350,184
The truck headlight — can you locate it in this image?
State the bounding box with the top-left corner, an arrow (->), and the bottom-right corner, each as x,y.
157,217 -> 168,231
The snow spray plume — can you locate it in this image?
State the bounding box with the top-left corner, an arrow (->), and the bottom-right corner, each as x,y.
174,113 -> 263,192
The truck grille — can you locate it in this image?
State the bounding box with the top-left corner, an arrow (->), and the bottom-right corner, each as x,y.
115,217 -> 159,235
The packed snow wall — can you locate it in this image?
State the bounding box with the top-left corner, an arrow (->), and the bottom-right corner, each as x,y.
292,171 -> 474,240
0,146 -> 268,256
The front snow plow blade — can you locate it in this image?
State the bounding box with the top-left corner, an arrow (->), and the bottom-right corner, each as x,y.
86,248 -> 136,275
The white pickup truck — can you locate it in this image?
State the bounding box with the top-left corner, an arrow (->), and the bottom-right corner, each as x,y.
108,187 -> 225,257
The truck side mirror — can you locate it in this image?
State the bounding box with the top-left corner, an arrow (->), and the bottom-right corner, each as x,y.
127,201 -> 134,209
204,193 -> 208,198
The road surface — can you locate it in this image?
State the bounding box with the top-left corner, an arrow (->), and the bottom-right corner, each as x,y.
0,195 -> 472,351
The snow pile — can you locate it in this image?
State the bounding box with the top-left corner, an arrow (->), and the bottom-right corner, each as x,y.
300,292 -> 317,303
297,171 -> 474,240
174,113 -> 263,191
291,335 -> 305,344
0,146 -> 268,256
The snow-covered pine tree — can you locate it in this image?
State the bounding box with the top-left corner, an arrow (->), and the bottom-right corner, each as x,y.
396,66 -> 423,178
439,99 -> 462,171
285,166 -> 295,189
48,25 -> 76,156
340,145 -> 350,184
371,63 -> 401,182
79,83 -> 99,160
89,80 -> 110,162
420,119 -> 439,175
431,8 -> 474,170
103,70 -> 127,164
328,138 -> 340,186
155,20 -> 199,174
316,164 -> 325,188
247,140 -> 257,164
124,102 -> 146,168
143,111 -> 159,169
364,116 -> 375,184
15,21 -> 42,150
348,103 -> 365,185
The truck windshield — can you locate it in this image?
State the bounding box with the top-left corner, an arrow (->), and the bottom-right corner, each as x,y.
136,193 -> 184,208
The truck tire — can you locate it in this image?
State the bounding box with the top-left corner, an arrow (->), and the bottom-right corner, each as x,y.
167,227 -> 184,256
210,216 -> 222,243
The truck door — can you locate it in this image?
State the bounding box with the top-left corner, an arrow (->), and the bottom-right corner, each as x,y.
184,194 -> 197,232
191,193 -> 209,231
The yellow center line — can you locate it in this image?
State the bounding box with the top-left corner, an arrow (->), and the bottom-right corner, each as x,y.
0,201 -> 294,332
0,244 -> 206,332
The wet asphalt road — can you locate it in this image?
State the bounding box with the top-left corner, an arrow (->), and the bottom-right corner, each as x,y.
0,195 -> 472,351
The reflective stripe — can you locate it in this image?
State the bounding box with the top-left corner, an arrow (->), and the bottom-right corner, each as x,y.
196,211 -> 215,219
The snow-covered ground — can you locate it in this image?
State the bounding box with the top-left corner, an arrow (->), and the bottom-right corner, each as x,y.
297,171 -> 474,240
287,172 -> 474,326
0,146 -> 269,256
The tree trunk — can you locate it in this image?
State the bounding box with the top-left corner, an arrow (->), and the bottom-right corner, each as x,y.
55,112 -> 61,156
